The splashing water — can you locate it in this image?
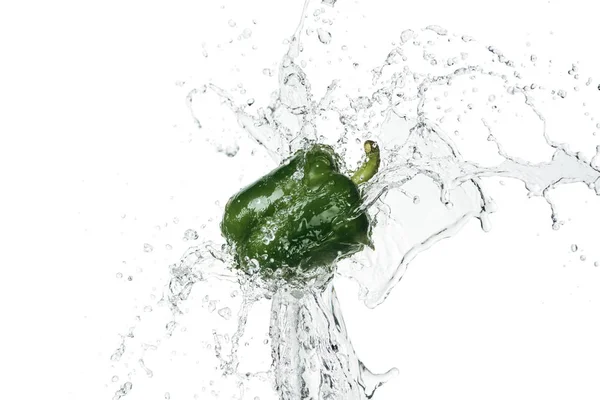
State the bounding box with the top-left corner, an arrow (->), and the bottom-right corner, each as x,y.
270,284 -> 397,400
109,0 -> 600,399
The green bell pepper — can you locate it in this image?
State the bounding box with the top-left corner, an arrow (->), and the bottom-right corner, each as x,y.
221,141 -> 381,283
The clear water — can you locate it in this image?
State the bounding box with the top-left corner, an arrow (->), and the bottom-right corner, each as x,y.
108,0 -> 600,399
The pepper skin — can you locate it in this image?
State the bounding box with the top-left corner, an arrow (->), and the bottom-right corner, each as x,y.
221,141 -> 380,283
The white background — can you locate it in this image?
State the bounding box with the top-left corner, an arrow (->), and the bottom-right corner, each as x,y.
1,0 -> 600,399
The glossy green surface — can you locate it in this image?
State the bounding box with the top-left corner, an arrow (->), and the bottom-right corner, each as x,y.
221,144 -> 376,282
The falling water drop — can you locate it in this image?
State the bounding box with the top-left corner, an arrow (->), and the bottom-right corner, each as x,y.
317,28 -> 332,44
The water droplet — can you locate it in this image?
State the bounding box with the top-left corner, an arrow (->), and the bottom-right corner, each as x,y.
165,393 -> 171,400
127,276 -> 133,281
262,68 -> 273,77
144,243 -> 153,253
144,305 -> 153,312
224,144 -> 239,157
112,375 -> 119,382
165,244 -> 172,250
113,382 -> 133,399
317,28 -> 332,44
165,321 -> 177,336
530,54 -> 537,62
571,244 -> 578,252
184,229 -> 199,241
110,343 -> 125,362
580,255 -> 587,261
488,95 -> 496,102
594,261 -> 599,267
413,196 -> 420,204
400,29 -> 414,44
247,98 -> 255,106
208,300 -> 217,312
228,19 -> 236,27
426,25 -> 448,35
557,89 -> 567,98
116,272 -> 123,279
242,28 -> 252,39
218,307 -> 232,320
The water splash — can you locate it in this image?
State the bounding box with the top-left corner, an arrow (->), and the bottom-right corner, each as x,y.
270,284 -> 397,400
111,1 -> 600,399
188,21 -> 600,311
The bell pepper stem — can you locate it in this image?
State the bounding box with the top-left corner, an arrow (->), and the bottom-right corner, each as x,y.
351,140 -> 381,185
